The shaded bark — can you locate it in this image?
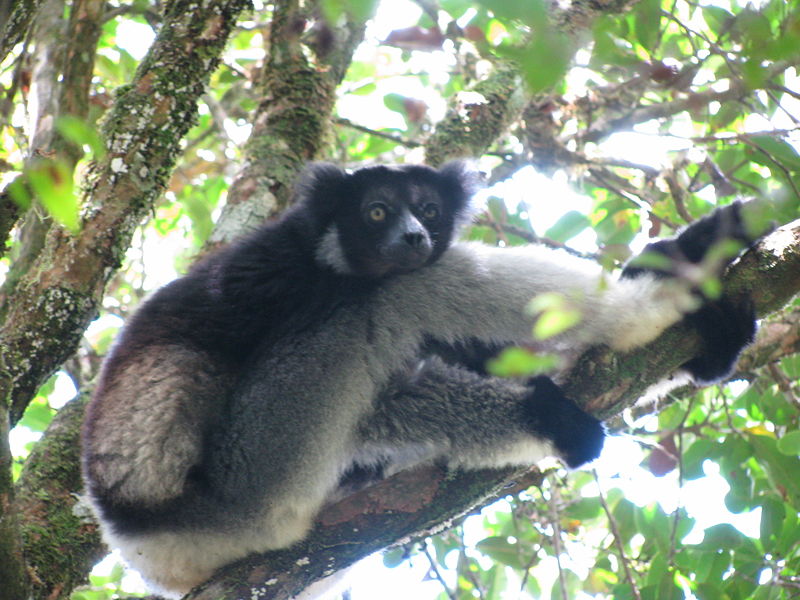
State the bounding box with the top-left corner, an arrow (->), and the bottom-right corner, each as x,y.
15,397 -> 104,600
0,0 -> 45,63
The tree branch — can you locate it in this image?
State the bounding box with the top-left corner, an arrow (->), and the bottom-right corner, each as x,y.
0,0 -> 251,428
0,0 -> 45,63
208,0 -> 368,247
564,218 -> 800,418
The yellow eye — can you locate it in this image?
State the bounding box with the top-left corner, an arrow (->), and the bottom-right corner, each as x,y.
368,204 -> 387,222
423,204 -> 440,221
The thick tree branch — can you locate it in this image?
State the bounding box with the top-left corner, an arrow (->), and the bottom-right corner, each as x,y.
15,396 -> 103,600
564,219 -> 800,418
0,0 -> 251,428
425,62 -> 527,166
0,0 -> 45,63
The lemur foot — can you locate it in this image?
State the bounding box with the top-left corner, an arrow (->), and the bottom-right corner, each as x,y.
621,202 -> 765,385
682,296 -> 756,384
523,375 -> 605,468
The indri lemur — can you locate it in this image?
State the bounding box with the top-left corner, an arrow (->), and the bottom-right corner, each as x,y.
82,162 -> 759,596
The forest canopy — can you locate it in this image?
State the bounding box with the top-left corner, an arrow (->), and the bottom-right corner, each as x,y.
1,0 -> 800,599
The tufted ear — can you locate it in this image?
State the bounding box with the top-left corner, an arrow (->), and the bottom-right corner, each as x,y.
293,162 -> 349,226
437,159 -> 484,226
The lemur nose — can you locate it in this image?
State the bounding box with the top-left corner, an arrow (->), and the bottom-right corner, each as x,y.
404,231 -> 426,247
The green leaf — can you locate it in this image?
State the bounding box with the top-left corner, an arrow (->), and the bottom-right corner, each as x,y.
592,17 -> 640,68
476,536 -> 525,569
498,35 -> 570,94
320,0 -> 378,22
776,509 -> 800,556
18,397 -> 55,433
476,0 -> 544,23
564,496 -> 603,521
487,347 -> 560,377
703,6 -> 734,36
694,582 -> 726,600
634,0 -> 661,51
693,549 -> 731,584
383,92 -> 407,115
612,498 -> 638,544
528,293 -> 583,340
27,161 -> 80,232
634,503 -> 671,554
750,136 -> 800,171
646,552 -> 669,587
759,496 -> 785,551
382,547 -> 406,568
550,568 -> 581,600
748,434 -> 800,504
777,430 -> 800,456
544,210 -> 590,242
701,524 -> 743,550
724,466 -> 754,513
55,115 -> 106,160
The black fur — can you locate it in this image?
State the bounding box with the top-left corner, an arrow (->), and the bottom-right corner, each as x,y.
84,162 -> 478,535
622,202 -> 762,383
524,376 -> 605,468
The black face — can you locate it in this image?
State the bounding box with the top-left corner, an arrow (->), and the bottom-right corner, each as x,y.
330,165 -> 469,278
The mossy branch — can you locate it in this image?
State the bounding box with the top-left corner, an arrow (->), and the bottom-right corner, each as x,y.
0,0 -> 251,428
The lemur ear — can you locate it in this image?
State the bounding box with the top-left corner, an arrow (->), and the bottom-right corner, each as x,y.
437,160 -> 484,225
294,163 -> 349,220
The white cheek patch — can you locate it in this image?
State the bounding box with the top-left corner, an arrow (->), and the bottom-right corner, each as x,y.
315,225 -> 353,274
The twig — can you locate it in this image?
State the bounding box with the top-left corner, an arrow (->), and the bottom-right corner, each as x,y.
594,470 -> 643,600
767,363 -> 800,411
334,117 -> 422,148
473,216 -> 599,261
421,540 -> 457,600
741,137 -> 800,200
544,480 -> 569,600
457,525 -> 486,599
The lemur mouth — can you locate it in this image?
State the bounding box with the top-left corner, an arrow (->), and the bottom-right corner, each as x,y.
380,246 -> 432,273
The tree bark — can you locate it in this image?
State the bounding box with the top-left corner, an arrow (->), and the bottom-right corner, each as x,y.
0,0 -> 252,428
208,0 -> 368,247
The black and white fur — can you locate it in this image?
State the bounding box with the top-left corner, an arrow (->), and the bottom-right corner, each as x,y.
82,162 -> 758,596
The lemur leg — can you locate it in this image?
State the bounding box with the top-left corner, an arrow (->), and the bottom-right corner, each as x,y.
623,202 -> 762,382
353,358 -> 604,476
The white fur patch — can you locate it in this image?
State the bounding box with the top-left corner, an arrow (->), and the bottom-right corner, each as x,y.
315,226 -> 352,274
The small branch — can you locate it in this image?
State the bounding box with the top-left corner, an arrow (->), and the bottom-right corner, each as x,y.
474,215 -> 599,261
740,137 -> 800,200
767,363 -> 800,411
335,117 -> 422,148
457,526 -> 485,599
422,541 -> 456,600
545,481 -> 569,600
594,470 -> 642,600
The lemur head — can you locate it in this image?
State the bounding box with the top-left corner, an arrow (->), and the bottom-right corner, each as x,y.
301,162 -> 480,278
